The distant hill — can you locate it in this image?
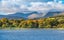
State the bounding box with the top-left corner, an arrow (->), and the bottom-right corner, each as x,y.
9,11 -> 38,18
0,11 -> 64,19
0,15 -> 23,19
44,10 -> 64,17
0,11 -> 39,19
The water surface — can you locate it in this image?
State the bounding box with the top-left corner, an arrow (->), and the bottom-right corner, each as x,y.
0,29 -> 64,40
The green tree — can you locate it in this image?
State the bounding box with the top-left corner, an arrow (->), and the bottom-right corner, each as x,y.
38,19 -> 44,28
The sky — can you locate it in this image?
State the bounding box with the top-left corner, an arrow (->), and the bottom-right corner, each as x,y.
0,0 -> 64,19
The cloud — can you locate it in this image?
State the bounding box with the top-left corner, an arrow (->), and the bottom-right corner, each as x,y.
0,12 -> 15,15
27,1 -> 64,19
0,0 -> 23,14
28,2 -> 52,13
0,0 -> 64,18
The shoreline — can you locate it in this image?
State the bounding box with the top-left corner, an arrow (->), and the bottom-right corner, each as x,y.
0,28 -> 64,30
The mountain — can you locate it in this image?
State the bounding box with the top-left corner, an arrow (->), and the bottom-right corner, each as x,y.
0,11 -> 39,19
9,11 -> 38,18
0,15 -> 23,19
0,10 -> 64,19
44,10 -> 64,17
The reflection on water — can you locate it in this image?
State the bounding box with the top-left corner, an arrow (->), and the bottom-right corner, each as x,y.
0,29 -> 64,40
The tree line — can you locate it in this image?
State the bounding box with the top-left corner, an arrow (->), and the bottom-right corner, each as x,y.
0,15 -> 64,29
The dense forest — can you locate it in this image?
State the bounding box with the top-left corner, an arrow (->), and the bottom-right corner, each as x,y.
0,15 -> 64,29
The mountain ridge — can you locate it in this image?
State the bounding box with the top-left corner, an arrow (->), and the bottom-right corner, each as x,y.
0,11 -> 64,19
